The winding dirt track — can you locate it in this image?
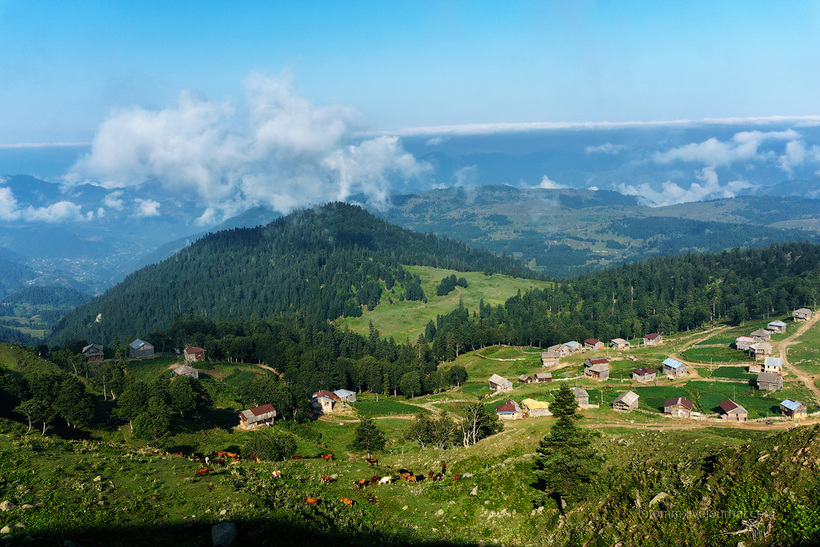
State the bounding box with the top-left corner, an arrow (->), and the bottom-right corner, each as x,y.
778,312 -> 820,403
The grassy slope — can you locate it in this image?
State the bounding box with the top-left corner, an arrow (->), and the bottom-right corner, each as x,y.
335,266 -> 552,341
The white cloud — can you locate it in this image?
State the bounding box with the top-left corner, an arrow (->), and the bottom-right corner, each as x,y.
134,198 -> 161,218
453,165 -> 478,187
652,130 -> 798,167
778,140 -> 820,175
25,201 -> 89,222
0,187 -> 21,221
426,137 -> 447,146
585,142 -> 626,155
537,175 -> 566,189
69,72 -> 429,221
103,191 -> 124,210
617,167 -> 753,207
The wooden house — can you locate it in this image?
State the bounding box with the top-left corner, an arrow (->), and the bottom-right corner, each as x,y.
756,371 -> 783,392
632,367 -> 656,383
585,363 -> 610,380
333,389 -> 356,403
311,390 -> 339,413
496,400 -> 523,420
183,347 -> 206,362
239,403 -> 277,427
748,361 -> 764,374
518,374 -> 534,384
664,396 -> 694,418
750,329 -> 771,341
749,342 -> 772,361
584,338 -> 603,351
541,351 -> 560,367
610,338 -> 630,350
735,336 -> 755,351
521,398 -> 552,417
573,387 -> 589,408
488,374 -> 513,393
643,333 -> 663,346
584,357 -> 611,368
172,365 -> 199,379
612,391 -> 639,412
82,344 -> 104,362
763,356 -> 783,374
719,399 -> 748,422
780,399 -> 807,419
793,308 -> 813,322
767,320 -> 787,334
534,372 -> 552,383
129,339 -> 154,358
563,341 -> 582,353
547,344 -> 571,358
662,357 -> 687,378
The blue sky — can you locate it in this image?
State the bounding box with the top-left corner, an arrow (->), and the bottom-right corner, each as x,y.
2,1 -> 820,143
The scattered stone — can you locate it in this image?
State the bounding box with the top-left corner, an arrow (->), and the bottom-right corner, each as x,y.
462,472 -> 473,478
93,476 -> 102,482
20,505 -> 33,510
211,521 -> 238,547
436,509 -> 444,516
402,505 -> 408,511
219,509 -> 227,516
0,501 -> 14,512
0,526 -> 10,534
15,523 -> 25,529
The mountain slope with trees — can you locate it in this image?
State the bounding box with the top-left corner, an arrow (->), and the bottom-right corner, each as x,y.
50,203 -> 533,345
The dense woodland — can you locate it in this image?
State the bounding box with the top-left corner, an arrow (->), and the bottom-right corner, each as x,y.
50,203 -> 534,345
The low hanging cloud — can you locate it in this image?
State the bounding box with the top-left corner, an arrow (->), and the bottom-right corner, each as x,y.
537,175 -> 566,189
134,198 -> 161,218
68,72 -> 431,223
0,185 -> 91,222
778,139 -> 820,175
652,130 -> 799,167
585,142 -> 626,155
617,167 -> 753,207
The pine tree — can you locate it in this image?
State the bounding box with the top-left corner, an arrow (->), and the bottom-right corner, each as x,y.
350,418 -> 386,458
533,383 -> 603,511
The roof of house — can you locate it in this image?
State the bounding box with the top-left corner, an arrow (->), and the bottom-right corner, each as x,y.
587,364 -> 610,373
587,357 -> 610,365
719,399 -> 746,413
312,389 -> 338,401
573,387 -> 589,398
751,342 -> 772,351
488,373 -> 511,385
518,374 -> 533,382
521,398 -> 551,410
534,372 -> 552,380
584,338 -> 601,345
129,338 -> 151,349
173,365 -> 198,376
764,356 -> 783,368
768,320 -> 787,327
632,367 -> 656,376
751,329 -> 771,337
662,357 -> 684,369
541,351 -> 560,358
496,400 -> 521,413
736,336 -> 755,342
780,399 -> 804,411
757,371 -> 782,384
82,343 -> 103,353
184,346 -> 205,354
795,308 -> 812,314
246,403 -> 277,416
613,391 -> 639,405
333,389 -> 355,399
611,338 -> 629,345
664,396 -> 694,410
644,333 -> 662,340
564,341 -> 581,348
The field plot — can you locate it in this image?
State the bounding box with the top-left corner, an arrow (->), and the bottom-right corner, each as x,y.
787,321 -> 820,375
709,366 -> 756,379
680,346 -> 750,364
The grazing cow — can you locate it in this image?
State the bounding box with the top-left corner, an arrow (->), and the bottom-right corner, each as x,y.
195,457 -> 207,465
321,475 -> 336,484
305,496 -> 319,506
271,470 -> 282,478
172,452 -> 184,458
432,473 -> 442,482
441,461 -> 446,474
428,470 -> 434,479
397,468 -> 411,475
414,473 -> 425,482
320,453 -> 334,461
452,472 -> 462,482
291,455 -> 303,460
246,455 -> 261,463
215,451 -> 228,457
225,452 -> 239,459
341,497 -> 355,507
194,466 -> 210,478
406,474 -> 417,483
354,478 -> 368,489
369,475 -> 380,485
400,472 -> 412,482
378,476 -> 393,485
365,458 -> 379,466
211,458 -> 225,466
230,457 -> 241,465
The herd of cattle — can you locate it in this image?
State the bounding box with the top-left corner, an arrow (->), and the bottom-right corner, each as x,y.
181,448 -> 463,508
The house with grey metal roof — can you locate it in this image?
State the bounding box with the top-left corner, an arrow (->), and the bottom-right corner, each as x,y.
612,391 -> 639,412
172,365 -> 199,379
573,387 -> 589,408
82,344 -> 104,362
793,308 -> 813,322
610,338 -> 630,350
662,357 -> 687,377
767,320 -> 787,333
756,371 -> 783,392
129,339 -> 154,358
333,389 -> 356,403
763,356 -> 783,374
780,399 -> 807,419
585,363 -> 610,381
488,374 -> 513,393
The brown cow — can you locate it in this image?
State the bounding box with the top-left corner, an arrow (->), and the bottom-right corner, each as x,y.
321,475 -> 336,484
432,473 -> 442,482
428,470 -> 434,479
452,472 -> 462,482
271,470 -> 282,478
225,452 -> 239,459
211,458 -> 225,466
341,497 -> 355,507
246,455 -> 261,463
441,461 -> 446,474
320,453 -> 334,461
369,475 -> 380,485
230,457 -> 241,465
291,455 -> 303,460
365,458 -> 379,466
194,466 -> 210,478
305,496 -> 319,506
354,478 -> 368,489
215,451 -> 229,457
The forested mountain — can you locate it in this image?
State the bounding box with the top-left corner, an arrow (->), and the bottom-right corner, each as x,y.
376,185 -> 820,277
50,203 -> 532,345
424,242 -> 820,361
